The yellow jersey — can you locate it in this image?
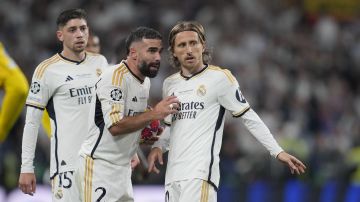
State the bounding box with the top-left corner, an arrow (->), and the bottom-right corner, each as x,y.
0,42 -> 29,142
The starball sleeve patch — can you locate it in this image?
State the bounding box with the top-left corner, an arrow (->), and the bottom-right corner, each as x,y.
110,88 -> 122,101
30,82 -> 41,94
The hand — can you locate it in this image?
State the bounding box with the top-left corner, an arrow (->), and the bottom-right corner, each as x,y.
276,151 -> 306,175
151,96 -> 180,120
140,126 -> 163,145
140,136 -> 159,145
147,147 -> 163,174
18,173 -> 36,196
131,154 -> 140,170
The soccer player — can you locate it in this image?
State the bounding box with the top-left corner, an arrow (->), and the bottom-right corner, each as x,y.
0,41 -> 29,143
75,27 -> 179,202
87,31 -> 143,169
41,31 -> 101,138
18,8 -> 108,201
147,21 -> 307,202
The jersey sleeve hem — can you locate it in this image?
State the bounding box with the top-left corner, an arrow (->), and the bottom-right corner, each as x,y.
232,106 -> 250,117
20,166 -> 35,173
26,102 -> 45,110
163,120 -> 171,126
272,148 -> 284,158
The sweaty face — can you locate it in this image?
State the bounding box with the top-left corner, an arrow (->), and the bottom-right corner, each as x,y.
172,31 -> 205,72
136,39 -> 162,78
57,18 -> 89,53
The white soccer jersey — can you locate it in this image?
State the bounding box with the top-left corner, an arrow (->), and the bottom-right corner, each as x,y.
80,61 -> 150,166
162,64 -> 251,189
25,52 -> 108,178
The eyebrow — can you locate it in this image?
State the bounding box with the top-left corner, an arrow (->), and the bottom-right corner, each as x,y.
67,24 -> 87,29
148,47 -> 160,51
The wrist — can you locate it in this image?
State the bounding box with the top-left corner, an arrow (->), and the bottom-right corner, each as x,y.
146,110 -> 158,121
275,151 -> 284,159
20,166 -> 35,174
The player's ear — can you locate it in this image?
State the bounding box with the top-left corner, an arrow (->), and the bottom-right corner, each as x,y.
56,30 -> 64,42
129,47 -> 137,60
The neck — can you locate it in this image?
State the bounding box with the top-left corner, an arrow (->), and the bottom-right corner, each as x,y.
181,63 -> 205,77
61,48 -> 85,62
125,58 -> 145,80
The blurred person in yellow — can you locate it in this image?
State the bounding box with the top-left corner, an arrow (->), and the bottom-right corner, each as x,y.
0,42 -> 29,143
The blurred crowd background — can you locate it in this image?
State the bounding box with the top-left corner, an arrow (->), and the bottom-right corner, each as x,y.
1,0 -> 360,201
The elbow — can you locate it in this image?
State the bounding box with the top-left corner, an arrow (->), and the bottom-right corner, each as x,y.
11,82 -> 29,102
18,87 -> 29,102
19,84 -> 29,98
108,126 -> 119,136
17,79 -> 30,96
108,125 -> 126,136
12,72 -> 30,97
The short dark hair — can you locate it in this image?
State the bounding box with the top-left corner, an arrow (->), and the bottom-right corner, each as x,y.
56,8 -> 87,28
125,27 -> 162,55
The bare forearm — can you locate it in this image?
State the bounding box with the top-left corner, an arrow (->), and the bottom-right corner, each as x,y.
108,95 -> 179,136
109,111 -> 156,136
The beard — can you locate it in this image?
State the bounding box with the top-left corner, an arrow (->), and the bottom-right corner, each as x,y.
72,41 -> 87,53
139,61 -> 160,78
72,45 -> 86,53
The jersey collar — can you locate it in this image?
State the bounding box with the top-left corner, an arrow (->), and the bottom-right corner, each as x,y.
58,52 -> 87,65
123,61 -> 144,84
180,64 -> 208,80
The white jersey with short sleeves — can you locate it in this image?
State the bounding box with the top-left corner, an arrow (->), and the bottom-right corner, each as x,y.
79,61 -> 150,166
162,64 -> 250,189
25,52 -> 108,178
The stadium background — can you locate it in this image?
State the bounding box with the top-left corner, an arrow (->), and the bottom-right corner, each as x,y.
1,0 -> 360,201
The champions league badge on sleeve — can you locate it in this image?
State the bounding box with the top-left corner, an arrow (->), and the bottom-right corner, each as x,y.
236,87 -> 247,103
30,82 -> 41,94
110,88 -> 122,101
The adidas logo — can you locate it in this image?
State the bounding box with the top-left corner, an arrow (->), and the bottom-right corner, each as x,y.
65,75 -> 74,82
61,160 -> 67,166
132,96 -> 138,102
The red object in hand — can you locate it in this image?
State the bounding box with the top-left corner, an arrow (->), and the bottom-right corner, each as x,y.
141,127 -> 153,139
149,120 -> 160,132
141,120 -> 160,140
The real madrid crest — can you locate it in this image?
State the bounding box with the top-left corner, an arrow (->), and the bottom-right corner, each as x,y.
55,189 -> 63,199
96,68 -> 102,77
197,85 -> 206,96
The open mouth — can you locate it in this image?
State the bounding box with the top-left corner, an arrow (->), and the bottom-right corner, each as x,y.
75,41 -> 85,45
185,56 -> 195,62
149,62 -> 160,70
